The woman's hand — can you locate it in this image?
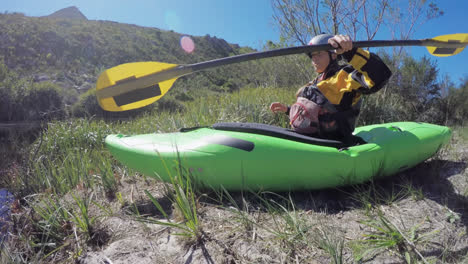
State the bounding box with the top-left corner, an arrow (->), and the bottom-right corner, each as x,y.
270,102 -> 288,113
328,35 -> 353,55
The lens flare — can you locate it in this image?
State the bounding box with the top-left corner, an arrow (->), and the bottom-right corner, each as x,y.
164,10 -> 180,31
180,36 -> 195,53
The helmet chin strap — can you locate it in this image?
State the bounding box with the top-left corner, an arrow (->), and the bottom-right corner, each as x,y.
328,51 -> 335,62
320,51 -> 337,78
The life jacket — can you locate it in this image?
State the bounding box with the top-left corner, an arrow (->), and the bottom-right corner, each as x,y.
289,84 -> 347,137
290,47 -> 391,140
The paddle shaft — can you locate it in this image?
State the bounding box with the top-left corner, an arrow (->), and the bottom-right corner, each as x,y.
97,39 -> 467,98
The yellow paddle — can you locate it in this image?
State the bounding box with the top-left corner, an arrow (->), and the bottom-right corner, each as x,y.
96,33 -> 468,112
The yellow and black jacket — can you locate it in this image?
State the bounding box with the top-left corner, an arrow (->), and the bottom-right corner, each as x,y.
305,47 -> 392,141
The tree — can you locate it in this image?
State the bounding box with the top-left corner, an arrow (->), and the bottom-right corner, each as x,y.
271,0 -> 451,125
385,0 -> 443,57
271,0 -> 442,45
398,56 -> 439,105
445,78 -> 468,125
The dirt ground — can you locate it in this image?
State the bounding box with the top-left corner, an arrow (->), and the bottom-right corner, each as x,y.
78,136 -> 468,264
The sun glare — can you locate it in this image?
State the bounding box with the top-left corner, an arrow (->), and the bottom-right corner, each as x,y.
180,35 -> 195,53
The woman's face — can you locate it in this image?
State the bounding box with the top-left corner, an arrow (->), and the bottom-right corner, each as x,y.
310,51 -> 330,73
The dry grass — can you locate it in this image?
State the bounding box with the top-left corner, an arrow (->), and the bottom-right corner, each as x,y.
1,87 -> 467,263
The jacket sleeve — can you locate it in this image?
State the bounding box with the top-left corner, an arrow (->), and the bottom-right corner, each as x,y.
340,48 -> 392,94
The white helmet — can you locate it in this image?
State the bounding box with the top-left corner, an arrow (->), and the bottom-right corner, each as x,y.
307,33 -> 336,59
308,33 -> 334,46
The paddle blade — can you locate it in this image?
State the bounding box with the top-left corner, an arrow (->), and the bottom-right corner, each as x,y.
426,33 -> 468,57
96,62 -> 178,111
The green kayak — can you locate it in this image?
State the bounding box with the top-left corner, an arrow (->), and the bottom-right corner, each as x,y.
105,122 -> 451,191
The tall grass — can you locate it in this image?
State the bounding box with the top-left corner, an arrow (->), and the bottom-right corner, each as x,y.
3,86 -> 294,251
142,172 -> 204,244
256,192 -> 312,261
352,207 -> 438,264
310,225 -> 345,264
9,191 -> 111,263
7,86 -> 295,195
4,85 -> 464,262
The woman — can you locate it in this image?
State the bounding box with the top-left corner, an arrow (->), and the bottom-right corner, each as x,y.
270,34 -> 392,142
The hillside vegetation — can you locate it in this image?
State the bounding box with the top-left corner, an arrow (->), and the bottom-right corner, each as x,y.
0,9 -> 316,122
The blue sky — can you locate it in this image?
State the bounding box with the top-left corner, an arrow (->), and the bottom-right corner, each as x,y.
1,0 -> 467,86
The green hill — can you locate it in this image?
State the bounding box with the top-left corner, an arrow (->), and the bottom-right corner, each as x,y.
2,7 -> 305,121
0,7 -> 252,94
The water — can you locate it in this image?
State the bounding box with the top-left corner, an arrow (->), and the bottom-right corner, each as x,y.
0,189 -> 14,243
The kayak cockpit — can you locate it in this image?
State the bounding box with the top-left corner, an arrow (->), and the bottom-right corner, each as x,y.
181,122 -> 365,148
